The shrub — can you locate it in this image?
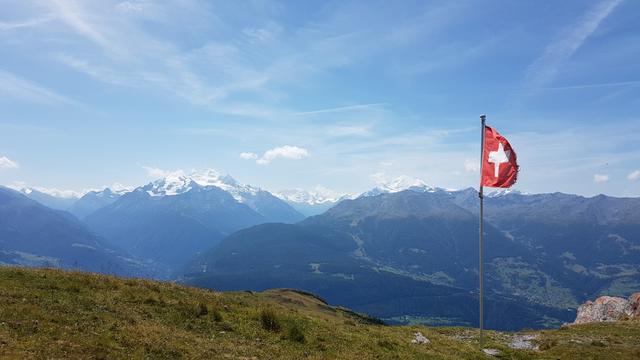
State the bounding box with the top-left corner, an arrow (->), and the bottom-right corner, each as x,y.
591,340 -> 607,347
538,338 -> 557,350
286,322 -> 305,343
260,308 -> 281,332
377,339 -> 396,350
211,306 -> 223,322
197,302 -> 208,317
217,322 -> 234,332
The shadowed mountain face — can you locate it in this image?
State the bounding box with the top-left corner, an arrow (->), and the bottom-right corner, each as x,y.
18,188 -> 78,210
67,188 -> 125,219
184,190 -> 588,330
84,184 -> 261,270
456,192 -> 640,306
0,187 -> 146,277
84,174 -> 304,271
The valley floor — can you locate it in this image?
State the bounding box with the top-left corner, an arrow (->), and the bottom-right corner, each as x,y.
0,267 -> 639,359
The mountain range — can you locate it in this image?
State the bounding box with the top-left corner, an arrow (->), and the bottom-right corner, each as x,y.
183,186 -> 640,330
0,187 -> 147,277
2,172 -> 639,330
273,186 -> 355,216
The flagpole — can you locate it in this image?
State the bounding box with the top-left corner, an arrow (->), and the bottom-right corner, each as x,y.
479,114 -> 486,348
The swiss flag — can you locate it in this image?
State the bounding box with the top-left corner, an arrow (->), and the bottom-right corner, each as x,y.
481,125 -> 518,188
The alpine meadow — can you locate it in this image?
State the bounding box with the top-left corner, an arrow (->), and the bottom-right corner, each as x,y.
1,0 -> 639,359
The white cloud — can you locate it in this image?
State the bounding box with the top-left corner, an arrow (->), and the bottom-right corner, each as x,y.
594,174 -> 609,183
239,152 -> 258,160
143,166 -> 170,178
628,170 -> 640,181
0,156 -> 18,169
464,159 -> 479,173
256,145 -> 309,165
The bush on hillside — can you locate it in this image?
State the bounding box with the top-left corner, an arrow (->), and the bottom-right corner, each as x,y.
260,308 -> 281,332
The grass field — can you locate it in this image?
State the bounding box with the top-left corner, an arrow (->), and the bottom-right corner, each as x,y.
0,267 -> 638,359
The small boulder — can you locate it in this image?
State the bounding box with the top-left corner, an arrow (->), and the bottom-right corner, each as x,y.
482,348 -> 501,356
411,332 -> 430,345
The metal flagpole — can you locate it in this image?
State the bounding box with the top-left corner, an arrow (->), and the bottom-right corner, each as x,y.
478,114 -> 486,348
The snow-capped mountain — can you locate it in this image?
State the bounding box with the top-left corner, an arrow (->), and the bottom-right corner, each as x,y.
274,186 -> 355,216
486,188 -> 524,197
14,187 -> 80,210
275,186 -> 354,205
143,169 -> 259,201
360,175 -> 439,197
140,169 -> 303,223
83,169 -> 304,269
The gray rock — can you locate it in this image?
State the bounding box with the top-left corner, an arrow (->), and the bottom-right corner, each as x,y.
482,348 -> 501,356
411,332 -> 430,345
508,334 -> 538,350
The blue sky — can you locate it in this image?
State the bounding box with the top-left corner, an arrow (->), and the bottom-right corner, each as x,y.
0,0 -> 639,197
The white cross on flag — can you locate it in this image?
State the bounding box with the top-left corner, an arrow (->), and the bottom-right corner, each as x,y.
480,125 -> 518,188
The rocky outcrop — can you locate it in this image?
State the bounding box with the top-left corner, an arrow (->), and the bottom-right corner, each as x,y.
629,293 -> 640,320
573,292 -> 640,324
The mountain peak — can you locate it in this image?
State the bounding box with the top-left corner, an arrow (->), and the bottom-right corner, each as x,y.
362,175 -> 437,197
274,186 -> 354,205
142,169 -> 258,202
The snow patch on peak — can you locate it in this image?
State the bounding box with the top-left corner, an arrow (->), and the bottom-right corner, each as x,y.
487,188 -> 524,197
9,183 -> 82,199
143,169 -> 259,202
110,183 -> 133,194
145,170 -> 194,197
362,175 -> 437,197
274,186 -> 355,205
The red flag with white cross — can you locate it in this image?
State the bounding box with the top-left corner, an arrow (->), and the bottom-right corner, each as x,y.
480,125 -> 518,188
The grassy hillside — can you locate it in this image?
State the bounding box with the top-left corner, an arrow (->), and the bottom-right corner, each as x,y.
0,267 -> 639,359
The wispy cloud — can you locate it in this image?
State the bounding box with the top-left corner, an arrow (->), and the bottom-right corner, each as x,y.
294,103 -> 387,116
50,0 -> 120,55
0,70 -> 72,105
40,1 -> 457,117
628,170 -> 640,181
594,174 -> 610,183
0,15 -> 54,30
544,80 -> 640,91
523,0 -> 622,93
